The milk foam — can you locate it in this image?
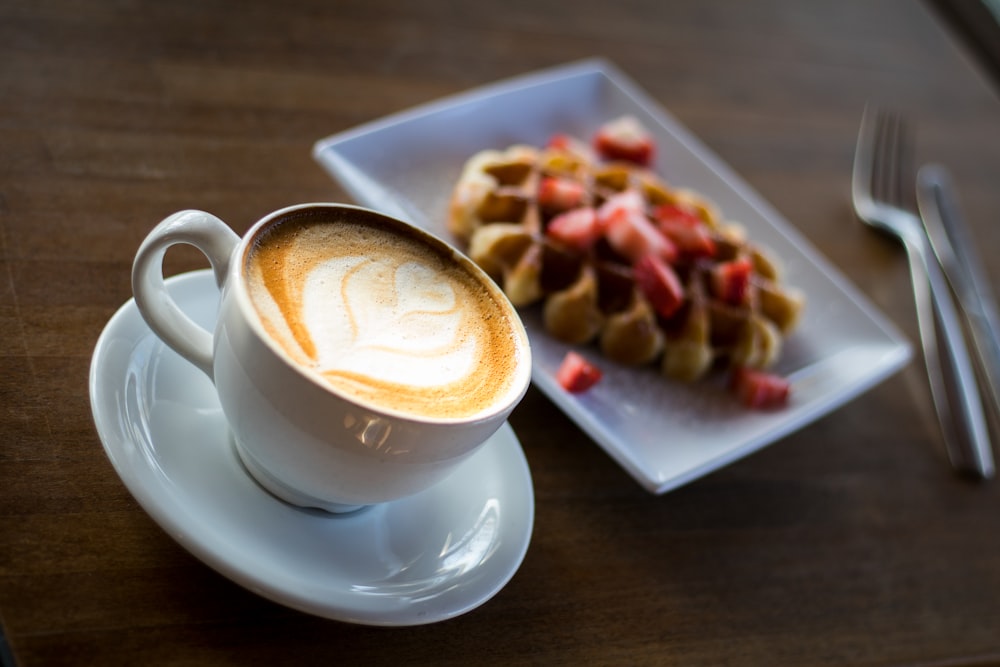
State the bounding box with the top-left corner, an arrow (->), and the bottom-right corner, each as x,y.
244,213 -> 522,419
302,256 -> 478,389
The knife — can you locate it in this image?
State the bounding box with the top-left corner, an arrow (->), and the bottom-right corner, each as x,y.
916,164 -> 1000,435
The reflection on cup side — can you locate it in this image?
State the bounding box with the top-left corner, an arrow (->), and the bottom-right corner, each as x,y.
343,413 -> 397,454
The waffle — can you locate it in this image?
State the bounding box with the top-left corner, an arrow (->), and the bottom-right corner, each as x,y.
448,119 -> 805,384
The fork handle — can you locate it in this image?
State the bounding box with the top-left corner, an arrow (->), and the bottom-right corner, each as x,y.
904,233 -> 994,478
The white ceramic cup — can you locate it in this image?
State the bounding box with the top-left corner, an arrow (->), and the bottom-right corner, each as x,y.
131,203 -> 532,513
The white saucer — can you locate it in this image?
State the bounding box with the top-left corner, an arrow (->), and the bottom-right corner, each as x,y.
89,269 -> 535,626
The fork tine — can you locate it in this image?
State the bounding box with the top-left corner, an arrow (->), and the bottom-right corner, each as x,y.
873,110 -> 889,205
895,114 -> 915,208
874,110 -> 912,210
852,105 -> 915,222
874,110 -> 895,206
851,105 -> 877,212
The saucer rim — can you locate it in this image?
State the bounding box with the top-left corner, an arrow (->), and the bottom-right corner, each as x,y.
89,269 -> 535,626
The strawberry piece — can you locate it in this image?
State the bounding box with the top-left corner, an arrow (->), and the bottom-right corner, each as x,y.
547,133 -> 574,151
730,367 -> 791,409
598,192 -> 678,264
593,116 -> 655,166
545,207 -> 602,252
538,176 -> 586,212
556,351 -> 603,393
547,133 -> 597,162
633,253 -> 685,319
654,204 -> 717,258
599,188 -> 646,216
710,257 -> 752,306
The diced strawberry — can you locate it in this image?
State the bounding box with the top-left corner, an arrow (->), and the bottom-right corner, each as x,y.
545,207 -> 602,252
598,192 -> 678,264
538,176 -> 586,212
599,188 -> 645,216
654,204 -> 717,258
710,257 -> 752,306
633,253 -> 685,319
730,366 -> 790,409
547,133 -> 574,151
547,133 -> 596,161
604,209 -> 679,265
556,351 -> 603,393
593,116 -> 655,166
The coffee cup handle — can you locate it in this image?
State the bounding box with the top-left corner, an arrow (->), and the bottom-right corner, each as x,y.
132,210 -> 241,380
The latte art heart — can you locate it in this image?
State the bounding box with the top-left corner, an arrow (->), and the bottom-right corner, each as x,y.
304,257 -> 478,388
245,213 -> 524,419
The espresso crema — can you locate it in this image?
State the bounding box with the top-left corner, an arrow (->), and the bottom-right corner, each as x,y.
244,211 -> 524,420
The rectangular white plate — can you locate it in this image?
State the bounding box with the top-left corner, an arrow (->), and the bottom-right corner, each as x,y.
313,59 -> 911,494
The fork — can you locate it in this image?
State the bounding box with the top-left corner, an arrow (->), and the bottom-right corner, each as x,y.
851,106 -> 994,479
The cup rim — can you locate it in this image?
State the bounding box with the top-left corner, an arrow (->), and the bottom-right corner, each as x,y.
228,202 -> 533,426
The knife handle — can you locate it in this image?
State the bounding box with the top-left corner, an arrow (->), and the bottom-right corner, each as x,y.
905,230 -> 995,479
917,165 -> 1000,430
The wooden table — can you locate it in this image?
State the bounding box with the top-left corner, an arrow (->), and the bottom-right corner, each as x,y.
3,0 -> 1000,664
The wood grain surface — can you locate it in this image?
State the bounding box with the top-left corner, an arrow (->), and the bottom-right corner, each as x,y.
2,0 -> 1000,665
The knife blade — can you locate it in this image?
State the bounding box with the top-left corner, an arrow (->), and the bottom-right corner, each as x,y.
916,164 -> 1000,430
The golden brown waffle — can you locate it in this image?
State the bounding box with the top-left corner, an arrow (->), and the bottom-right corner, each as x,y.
448,121 -> 805,384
